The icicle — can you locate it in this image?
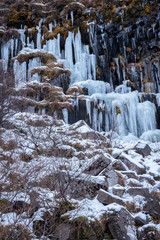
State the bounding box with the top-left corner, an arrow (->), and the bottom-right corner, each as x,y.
70,11 -> 74,26
18,26 -> 27,46
137,101 -> 156,136
92,105 -> 98,131
49,22 -> 53,32
156,94 -> 160,106
90,54 -> 96,80
86,99 -> 91,123
41,108 -> 46,115
1,42 -> 9,72
36,19 -> 44,49
152,23 -> 156,34
98,111 -> 103,132
62,108 -> 68,124
65,31 -> 74,69
10,39 -> 14,58
46,33 -> 60,59
14,60 -> 27,87
114,58 -> 121,83
131,37 -> 136,50
28,57 -> 41,81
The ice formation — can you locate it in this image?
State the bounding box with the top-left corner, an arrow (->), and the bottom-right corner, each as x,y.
1,18 -> 160,139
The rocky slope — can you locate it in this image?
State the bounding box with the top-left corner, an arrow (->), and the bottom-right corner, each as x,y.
0,0 -> 160,239
0,113 -> 160,239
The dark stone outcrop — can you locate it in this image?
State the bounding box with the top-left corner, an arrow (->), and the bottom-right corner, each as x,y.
103,204 -> 137,240
135,142 -> 151,157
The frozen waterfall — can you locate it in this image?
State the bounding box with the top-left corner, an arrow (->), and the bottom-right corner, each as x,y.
1,20 -> 159,139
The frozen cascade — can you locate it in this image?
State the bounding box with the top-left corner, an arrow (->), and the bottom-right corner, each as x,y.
14,60 -> 27,87
63,29 -> 96,84
19,28 -> 26,46
28,57 -> 41,81
13,26 -> 96,90
1,42 -> 9,72
137,101 -> 156,136
89,91 -> 156,137
1,39 -> 20,72
45,34 -> 61,59
4,19 -> 159,138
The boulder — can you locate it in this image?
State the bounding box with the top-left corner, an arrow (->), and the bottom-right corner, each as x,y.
103,204 -> 137,240
97,189 -> 125,206
112,186 -> 125,197
112,159 -> 128,171
111,149 -> 123,159
83,153 -> 111,175
81,130 -> 105,140
134,212 -> 148,226
139,175 -> 155,186
135,142 -> 151,157
120,170 -> 138,179
54,223 -> 71,240
102,165 -> 119,187
120,152 -> 146,174
125,178 -> 143,187
125,187 -> 150,198
143,199 -> 160,219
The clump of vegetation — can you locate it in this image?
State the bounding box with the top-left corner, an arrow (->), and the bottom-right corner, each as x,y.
0,199 -> 10,213
16,49 -> 56,64
0,225 -> 32,240
68,217 -> 104,240
33,200 -> 75,238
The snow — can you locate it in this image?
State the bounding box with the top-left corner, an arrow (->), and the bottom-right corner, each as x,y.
76,125 -> 92,133
134,212 -> 148,222
63,197 -> 124,221
0,192 -> 30,204
140,129 -> 160,142
72,79 -> 111,95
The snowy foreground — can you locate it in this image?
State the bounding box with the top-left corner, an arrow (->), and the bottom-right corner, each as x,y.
0,112 -> 160,239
